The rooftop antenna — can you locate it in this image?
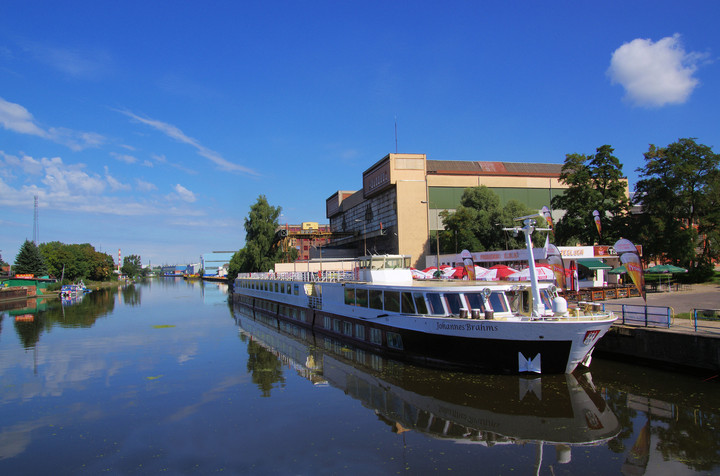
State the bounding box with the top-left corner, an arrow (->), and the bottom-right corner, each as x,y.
394,115 -> 398,153
33,195 -> 39,244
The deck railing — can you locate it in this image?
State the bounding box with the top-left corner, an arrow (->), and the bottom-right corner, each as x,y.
237,270 -> 356,282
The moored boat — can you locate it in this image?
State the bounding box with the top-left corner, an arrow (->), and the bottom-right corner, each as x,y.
232,216 -> 617,374
231,305 -> 621,451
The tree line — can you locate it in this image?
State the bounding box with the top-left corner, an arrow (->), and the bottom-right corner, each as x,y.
9,239 -> 146,281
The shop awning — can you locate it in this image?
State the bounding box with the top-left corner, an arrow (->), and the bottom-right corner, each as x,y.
575,258 -> 612,270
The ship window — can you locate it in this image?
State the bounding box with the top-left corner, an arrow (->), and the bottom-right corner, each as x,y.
333,319 -> 341,332
356,288 -> 368,307
384,291 -> 400,312
465,293 -> 486,312
294,284 -> 299,295
413,293 -> 429,315
387,332 -> 403,350
401,292 -> 416,314
370,328 -> 382,345
426,293 -> 445,315
355,324 -> 365,340
343,321 -> 353,336
300,310 -> 306,322
287,284 -> 291,294
369,290 -> 383,310
280,283 -> 284,294
444,293 -> 463,315
489,292 -> 510,313
274,282 -> 279,293
324,316 -> 332,329
344,287 -> 356,305
540,290 -> 553,311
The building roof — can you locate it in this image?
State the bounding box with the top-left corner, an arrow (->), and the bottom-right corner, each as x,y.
427,160 -> 562,177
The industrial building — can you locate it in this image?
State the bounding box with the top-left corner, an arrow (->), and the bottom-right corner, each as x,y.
201,251 -> 234,277
324,153 -> 569,268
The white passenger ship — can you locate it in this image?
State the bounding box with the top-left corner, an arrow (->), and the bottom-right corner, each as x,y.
232,218 -> 617,374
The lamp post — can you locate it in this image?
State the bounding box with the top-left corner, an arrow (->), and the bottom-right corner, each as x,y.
354,219 -> 367,256
420,201 -> 441,275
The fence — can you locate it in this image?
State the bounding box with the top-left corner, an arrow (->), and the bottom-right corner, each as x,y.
602,303 -> 673,328
562,285 -> 641,302
692,308 -> 720,332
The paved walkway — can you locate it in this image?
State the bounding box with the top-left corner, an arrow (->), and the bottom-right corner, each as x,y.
600,283 -> 720,334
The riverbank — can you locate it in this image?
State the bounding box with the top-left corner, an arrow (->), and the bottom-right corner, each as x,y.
594,283 -> 720,376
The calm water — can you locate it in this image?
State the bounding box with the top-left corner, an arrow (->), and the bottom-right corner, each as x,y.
0,279 -> 718,475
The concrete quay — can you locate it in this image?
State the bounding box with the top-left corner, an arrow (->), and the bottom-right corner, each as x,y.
593,283 -> 720,375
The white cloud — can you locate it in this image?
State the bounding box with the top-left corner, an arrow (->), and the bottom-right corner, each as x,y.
608,34 -> 707,107
0,97 -> 48,137
120,110 -> 258,175
136,179 -> 157,192
172,184 -> 196,203
110,152 -> 138,164
0,96 -> 105,150
26,42 -> 112,80
104,166 -> 131,192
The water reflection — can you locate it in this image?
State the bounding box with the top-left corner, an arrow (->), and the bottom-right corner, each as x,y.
231,304 -> 620,468
0,286 -> 134,349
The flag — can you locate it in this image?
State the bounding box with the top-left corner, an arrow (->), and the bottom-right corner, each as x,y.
541,206 -> 554,234
615,238 -> 645,301
546,243 -> 566,289
460,249 -> 476,280
593,210 -> 602,239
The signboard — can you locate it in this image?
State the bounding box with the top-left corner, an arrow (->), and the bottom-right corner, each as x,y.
363,160 -> 392,198
15,274 -> 35,279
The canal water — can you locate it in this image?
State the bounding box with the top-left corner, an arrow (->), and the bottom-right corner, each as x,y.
0,279 -> 718,475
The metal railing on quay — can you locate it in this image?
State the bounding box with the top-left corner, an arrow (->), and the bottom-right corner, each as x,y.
601,303 -> 673,329
692,308 -> 720,332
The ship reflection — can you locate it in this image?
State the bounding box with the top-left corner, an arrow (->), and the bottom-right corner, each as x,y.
231,304 -> 620,463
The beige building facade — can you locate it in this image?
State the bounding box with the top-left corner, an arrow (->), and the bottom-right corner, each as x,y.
325,153 -> 569,268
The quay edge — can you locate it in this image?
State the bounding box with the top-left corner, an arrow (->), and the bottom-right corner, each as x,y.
594,325 -> 720,376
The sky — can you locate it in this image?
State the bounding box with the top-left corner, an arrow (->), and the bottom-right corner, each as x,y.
1,1 -> 718,267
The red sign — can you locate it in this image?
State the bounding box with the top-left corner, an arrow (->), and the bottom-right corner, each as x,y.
15,274 -> 35,279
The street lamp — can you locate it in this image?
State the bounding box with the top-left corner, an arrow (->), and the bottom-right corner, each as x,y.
354,219 -> 367,256
420,201 -> 441,276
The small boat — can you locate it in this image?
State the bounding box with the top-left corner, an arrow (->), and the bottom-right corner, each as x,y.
232,216 -> 617,374
59,284 -> 81,298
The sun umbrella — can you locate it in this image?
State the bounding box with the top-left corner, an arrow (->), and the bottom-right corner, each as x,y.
608,265 -> 627,275
645,264 -> 688,274
488,264 -> 519,279
507,265 -> 556,281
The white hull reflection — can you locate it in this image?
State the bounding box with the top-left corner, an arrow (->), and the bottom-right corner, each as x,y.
232,305 -> 620,455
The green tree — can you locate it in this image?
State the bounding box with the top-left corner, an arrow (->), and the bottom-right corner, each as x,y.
440,186 -> 546,253
39,242 -> 116,282
228,195 -> 283,279
121,254 -> 142,278
13,240 -> 48,276
633,138 -> 720,279
551,145 -> 630,246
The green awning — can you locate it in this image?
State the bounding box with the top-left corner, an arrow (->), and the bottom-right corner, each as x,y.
576,258 -> 612,270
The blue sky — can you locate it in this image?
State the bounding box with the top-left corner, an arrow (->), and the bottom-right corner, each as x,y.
1,1 -> 718,267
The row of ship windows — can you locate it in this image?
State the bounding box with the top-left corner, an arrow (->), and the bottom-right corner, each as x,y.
247,297 -> 404,351
323,316 -> 403,350
343,287 -> 510,316
238,280 -> 300,296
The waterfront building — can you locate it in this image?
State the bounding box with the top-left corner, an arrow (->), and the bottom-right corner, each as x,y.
277,222 -> 332,261
324,153 -> 591,268
201,251 -> 234,276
